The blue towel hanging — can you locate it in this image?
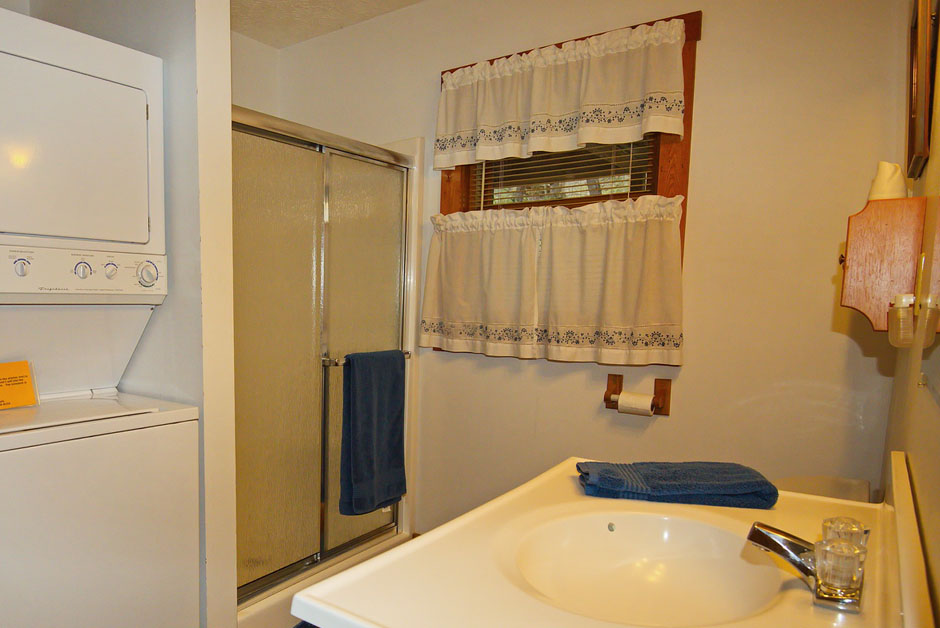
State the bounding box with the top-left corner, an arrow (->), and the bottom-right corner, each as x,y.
340,350 -> 407,516
576,461 -> 778,509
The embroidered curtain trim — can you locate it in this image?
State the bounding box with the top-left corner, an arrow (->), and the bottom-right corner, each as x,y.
419,196 -> 684,365
434,19 -> 686,170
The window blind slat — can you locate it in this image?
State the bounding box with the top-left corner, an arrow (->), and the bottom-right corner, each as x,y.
481,162 -> 655,183
487,153 -> 656,171
470,139 -> 658,210
483,148 -> 655,172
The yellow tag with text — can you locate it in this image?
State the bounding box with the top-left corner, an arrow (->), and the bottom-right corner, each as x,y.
0,361 -> 37,411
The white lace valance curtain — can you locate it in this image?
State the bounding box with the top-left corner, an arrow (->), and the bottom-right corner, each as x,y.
419,196 -> 684,365
433,19 -> 686,170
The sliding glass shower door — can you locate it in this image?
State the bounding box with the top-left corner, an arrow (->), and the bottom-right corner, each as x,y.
232,125 -> 408,598
233,130 -> 324,590
322,151 -> 406,552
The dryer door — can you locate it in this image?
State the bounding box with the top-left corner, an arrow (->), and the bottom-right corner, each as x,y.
0,51 -> 151,244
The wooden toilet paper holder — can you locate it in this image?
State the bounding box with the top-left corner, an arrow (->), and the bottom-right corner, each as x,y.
603,374 -> 671,416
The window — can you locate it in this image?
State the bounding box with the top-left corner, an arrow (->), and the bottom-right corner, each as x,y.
467,138 -> 658,211
438,10 -> 700,250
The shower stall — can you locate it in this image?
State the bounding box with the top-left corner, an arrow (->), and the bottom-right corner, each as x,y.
231,107 -> 410,600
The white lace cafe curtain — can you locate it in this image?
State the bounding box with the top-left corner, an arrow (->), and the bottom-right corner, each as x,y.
419,196 -> 683,365
433,19 -> 686,170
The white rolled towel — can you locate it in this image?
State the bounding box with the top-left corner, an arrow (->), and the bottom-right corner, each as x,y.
868,161 -> 908,200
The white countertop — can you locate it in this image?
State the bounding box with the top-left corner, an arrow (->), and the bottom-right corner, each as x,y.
292,457 -> 915,628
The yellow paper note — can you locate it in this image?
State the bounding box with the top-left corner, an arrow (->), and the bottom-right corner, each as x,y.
0,361 -> 37,411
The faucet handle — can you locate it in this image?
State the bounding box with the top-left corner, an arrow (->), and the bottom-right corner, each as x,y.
814,538 -> 866,612
748,521 -> 865,613
822,516 -> 869,546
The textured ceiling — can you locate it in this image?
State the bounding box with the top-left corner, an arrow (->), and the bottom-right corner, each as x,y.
231,0 -> 424,48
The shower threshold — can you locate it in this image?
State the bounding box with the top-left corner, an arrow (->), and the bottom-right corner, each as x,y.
237,520 -> 398,604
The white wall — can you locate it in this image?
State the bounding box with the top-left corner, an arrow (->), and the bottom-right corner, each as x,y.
231,31 -> 279,115
276,0 -> 908,532
27,2 -> 238,626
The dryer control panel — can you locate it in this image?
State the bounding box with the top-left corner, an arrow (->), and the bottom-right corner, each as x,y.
0,245 -> 167,304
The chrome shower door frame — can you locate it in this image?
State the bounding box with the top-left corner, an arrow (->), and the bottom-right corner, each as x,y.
319,145 -> 409,555
232,106 -> 412,602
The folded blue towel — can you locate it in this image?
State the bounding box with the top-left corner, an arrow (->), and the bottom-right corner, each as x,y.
340,350 -> 407,516
576,461 -> 778,509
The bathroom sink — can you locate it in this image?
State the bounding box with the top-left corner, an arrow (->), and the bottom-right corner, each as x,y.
293,456 -> 916,628
514,512 -> 782,627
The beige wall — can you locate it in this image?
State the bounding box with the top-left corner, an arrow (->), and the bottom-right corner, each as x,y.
0,0 -> 28,14
886,34 -> 940,613
270,0 -> 908,532
231,31 -> 280,115
888,363 -> 940,614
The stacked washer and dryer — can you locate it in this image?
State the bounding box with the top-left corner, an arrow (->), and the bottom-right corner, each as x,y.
0,9 -> 199,627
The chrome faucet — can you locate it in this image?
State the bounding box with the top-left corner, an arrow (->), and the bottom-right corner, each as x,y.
747,522 -> 862,612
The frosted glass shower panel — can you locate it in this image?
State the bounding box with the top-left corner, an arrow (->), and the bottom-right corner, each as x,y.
233,130 -> 324,587
326,152 -> 405,348
324,152 -> 406,551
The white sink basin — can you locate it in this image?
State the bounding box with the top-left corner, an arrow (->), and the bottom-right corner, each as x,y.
514,512 -> 782,627
292,456 -> 920,628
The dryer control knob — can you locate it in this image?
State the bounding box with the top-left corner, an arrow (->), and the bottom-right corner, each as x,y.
136,261 -> 158,287
104,262 -> 119,279
74,261 -> 92,280
13,259 -> 29,277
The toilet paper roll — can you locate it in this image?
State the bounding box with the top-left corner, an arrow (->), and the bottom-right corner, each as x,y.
617,392 -> 655,416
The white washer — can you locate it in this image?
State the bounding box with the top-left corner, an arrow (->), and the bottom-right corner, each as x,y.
0,393 -> 199,628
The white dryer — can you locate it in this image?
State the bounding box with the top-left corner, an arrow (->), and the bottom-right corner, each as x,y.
0,6 -> 168,396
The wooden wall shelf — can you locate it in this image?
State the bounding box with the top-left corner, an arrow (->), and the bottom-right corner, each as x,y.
841,197 -> 940,331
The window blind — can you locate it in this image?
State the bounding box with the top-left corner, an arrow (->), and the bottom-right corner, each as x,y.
468,138 -> 659,211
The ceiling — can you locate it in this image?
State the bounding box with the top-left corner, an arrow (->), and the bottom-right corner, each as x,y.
231,0 -> 425,49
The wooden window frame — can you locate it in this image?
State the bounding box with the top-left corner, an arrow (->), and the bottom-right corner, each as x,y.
438,11 -> 701,250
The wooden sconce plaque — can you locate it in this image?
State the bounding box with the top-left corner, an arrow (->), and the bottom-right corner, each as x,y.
841,197 -> 930,331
